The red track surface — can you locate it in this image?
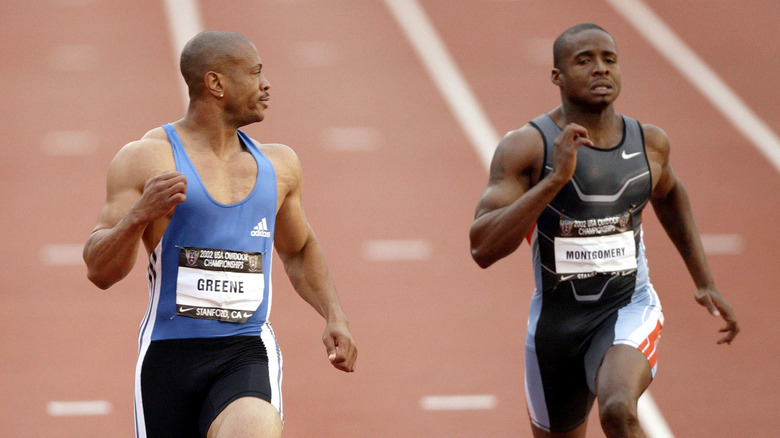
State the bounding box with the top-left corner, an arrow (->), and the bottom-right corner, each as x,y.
1,1 -> 777,437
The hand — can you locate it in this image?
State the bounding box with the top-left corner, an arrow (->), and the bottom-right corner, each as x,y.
322,320 -> 357,372
550,123 -> 594,183
694,288 -> 739,344
134,171 -> 187,223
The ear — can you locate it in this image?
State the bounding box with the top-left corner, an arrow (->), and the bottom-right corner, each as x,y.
551,68 -> 562,86
204,71 -> 224,98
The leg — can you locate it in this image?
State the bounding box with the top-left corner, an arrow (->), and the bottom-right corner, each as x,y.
531,420 -> 588,438
526,292 -> 595,437
595,345 -> 651,438
207,397 -> 282,438
199,333 -> 284,437
138,339 -> 212,438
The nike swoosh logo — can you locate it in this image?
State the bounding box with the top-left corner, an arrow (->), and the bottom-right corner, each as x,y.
560,274 -> 577,281
622,150 -> 642,159
179,307 -> 194,312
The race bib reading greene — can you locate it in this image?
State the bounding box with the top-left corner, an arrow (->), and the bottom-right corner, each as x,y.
176,246 -> 264,323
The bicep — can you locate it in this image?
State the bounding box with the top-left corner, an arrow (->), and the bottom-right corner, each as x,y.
89,140 -> 163,233
273,189 -> 311,259
90,151 -> 145,233
271,145 -> 310,259
474,178 -> 526,220
474,128 -> 539,218
644,124 -> 677,202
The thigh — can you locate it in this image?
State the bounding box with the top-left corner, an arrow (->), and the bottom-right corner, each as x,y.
595,344 -> 652,404
531,420 -> 588,438
139,339 -> 215,438
207,397 -> 282,438
584,286 -> 663,393
199,331 -> 283,436
525,335 -> 594,434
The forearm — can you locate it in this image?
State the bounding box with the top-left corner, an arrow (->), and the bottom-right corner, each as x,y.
652,182 -> 714,289
470,174 -> 566,268
282,237 -> 347,323
83,215 -> 147,289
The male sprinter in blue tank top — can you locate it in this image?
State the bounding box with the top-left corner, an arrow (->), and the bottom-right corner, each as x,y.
469,24 -> 739,438
84,31 -> 357,438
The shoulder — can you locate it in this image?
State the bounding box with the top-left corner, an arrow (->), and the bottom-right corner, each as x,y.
256,141 -> 301,170
246,138 -> 303,191
108,127 -> 174,188
641,123 -> 671,164
504,123 -> 544,149
494,123 -> 545,176
642,123 -> 670,152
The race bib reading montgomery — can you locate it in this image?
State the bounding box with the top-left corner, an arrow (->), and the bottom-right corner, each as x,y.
175,246 -> 264,323
553,231 -> 637,280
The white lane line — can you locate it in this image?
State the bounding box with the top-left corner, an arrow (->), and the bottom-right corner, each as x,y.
46,400 -> 112,416
40,244 -> 84,266
362,239 -> 432,261
701,233 -> 745,255
638,392 -> 675,438
605,0 -> 780,175
383,0 -> 499,168
420,394 -> 497,411
322,126 -> 381,152
46,44 -> 99,72
290,41 -> 340,69
385,1 -> 677,435
41,130 -> 99,155
161,0 -> 204,107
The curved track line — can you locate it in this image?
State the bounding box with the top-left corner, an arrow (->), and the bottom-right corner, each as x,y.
161,0 -> 204,107
382,0 -> 499,167
605,0 -> 780,174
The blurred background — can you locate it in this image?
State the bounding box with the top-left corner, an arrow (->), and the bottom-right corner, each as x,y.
1,0 -> 778,436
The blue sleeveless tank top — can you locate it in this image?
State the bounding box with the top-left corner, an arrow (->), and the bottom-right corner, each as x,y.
140,124 -> 277,341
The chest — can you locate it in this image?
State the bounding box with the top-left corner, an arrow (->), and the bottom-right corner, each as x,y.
188,152 -> 259,205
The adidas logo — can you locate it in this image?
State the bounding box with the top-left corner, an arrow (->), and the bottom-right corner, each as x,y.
250,218 -> 270,238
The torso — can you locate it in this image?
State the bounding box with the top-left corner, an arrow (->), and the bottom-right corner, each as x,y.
529,112 -> 652,299
140,123 -> 281,339
136,126 -> 295,255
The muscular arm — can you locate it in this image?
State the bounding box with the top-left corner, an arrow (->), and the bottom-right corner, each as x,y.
272,146 -> 357,372
470,123 -> 592,268
83,139 -> 186,289
646,125 -> 739,344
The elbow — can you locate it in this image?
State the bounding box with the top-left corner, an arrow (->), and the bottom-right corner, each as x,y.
87,272 -> 114,290
470,245 -> 496,269
469,228 -> 496,269
86,266 -> 118,290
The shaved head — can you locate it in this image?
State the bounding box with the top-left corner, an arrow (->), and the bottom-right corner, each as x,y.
180,30 -> 255,97
553,23 -> 613,68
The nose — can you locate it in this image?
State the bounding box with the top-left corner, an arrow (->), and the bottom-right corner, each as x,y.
260,73 -> 271,91
593,58 -> 609,75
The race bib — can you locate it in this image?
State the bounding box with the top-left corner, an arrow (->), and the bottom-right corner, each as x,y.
553,231 -> 637,280
175,247 -> 264,323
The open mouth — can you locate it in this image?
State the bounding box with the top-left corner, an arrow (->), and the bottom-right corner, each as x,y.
591,83 -> 613,94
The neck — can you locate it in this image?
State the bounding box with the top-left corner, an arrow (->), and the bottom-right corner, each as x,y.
174,101 -> 243,156
558,101 -> 617,129
551,102 -> 623,148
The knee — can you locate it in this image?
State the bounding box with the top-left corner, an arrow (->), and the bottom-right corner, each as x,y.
599,396 -> 640,433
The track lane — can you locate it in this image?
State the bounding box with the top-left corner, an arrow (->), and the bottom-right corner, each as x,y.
2,1 -> 776,437
421,1 -> 779,436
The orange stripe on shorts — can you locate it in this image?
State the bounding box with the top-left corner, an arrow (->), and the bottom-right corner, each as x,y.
637,320 -> 663,369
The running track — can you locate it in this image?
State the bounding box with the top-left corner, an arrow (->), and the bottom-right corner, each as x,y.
1,1 -> 777,437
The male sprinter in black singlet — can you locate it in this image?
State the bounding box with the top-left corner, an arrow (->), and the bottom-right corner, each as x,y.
469,23 -> 739,438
